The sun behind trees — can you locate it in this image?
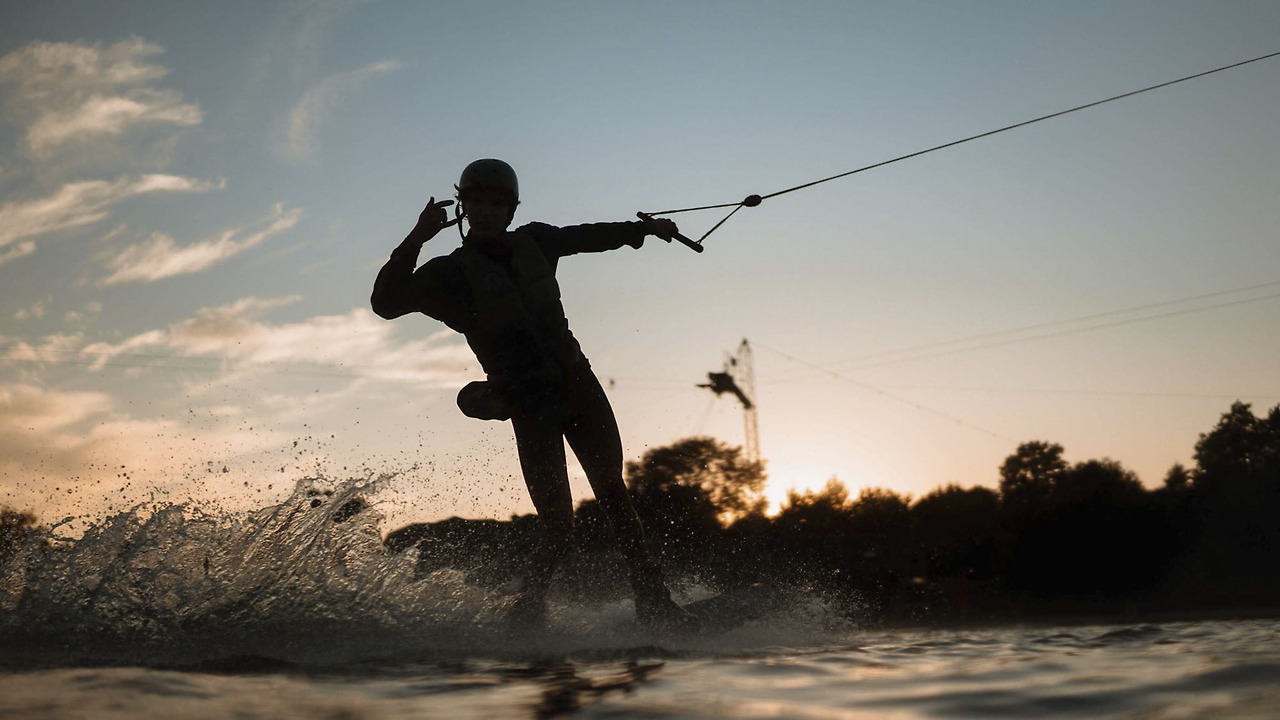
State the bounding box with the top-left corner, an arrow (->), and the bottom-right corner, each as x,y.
624,436 -> 768,523
7,403 -> 1276,623
588,401 -> 1280,616
377,401 -> 1280,621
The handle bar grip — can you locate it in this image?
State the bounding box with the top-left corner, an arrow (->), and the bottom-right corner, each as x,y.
636,212 -> 704,253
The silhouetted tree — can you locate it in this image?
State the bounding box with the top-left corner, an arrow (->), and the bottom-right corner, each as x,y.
772,482 -> 913,596
1193,402 -> 1265,489
1163,463 -> 1191,491
777,478 -> 850,520
1051,458 -> 1143,507
1151,464 -> 1199,586
384,513 -> 541,588
1054,459 -> 1166,594
1181,401 -> 1280,597
624,437 -> 766,565
846,487 -> 913,578
848,487 -> 911,532
378,400 -> 1280,616
912,484 -> 1000,579
625,436 -> 767,524
999,441 -> 1067,519
769,478 -> 855,584
772,478 -> 847,550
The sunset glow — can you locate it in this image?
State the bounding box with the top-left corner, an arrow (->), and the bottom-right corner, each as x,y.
2,2 -> 1278,532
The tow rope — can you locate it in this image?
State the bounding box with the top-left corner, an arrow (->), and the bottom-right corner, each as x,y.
641,49 -> 1280,252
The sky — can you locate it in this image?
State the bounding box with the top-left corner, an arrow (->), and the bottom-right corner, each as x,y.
2,0 -> 1278,532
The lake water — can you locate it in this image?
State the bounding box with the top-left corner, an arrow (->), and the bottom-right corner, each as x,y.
3,619 -> 1279,719
3,480 -> 1278,718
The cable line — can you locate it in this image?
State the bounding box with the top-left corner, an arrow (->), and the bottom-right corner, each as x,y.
646,49 -> 1280,245
752,341 -> 1015,443
10,278 -> 1274,384
760,382 -> 1280,402
844,290 -> 1280,374
769,278 -> 1280,382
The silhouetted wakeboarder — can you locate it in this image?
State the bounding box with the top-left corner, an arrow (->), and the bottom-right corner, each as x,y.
372,159 -> 698,630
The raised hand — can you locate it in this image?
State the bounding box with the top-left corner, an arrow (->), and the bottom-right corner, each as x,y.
412,196 -> 459,242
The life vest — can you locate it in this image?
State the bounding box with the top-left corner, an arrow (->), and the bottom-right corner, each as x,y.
451,232 -> 582,381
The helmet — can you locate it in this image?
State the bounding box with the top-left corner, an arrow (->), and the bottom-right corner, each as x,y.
457,158 -> 518,203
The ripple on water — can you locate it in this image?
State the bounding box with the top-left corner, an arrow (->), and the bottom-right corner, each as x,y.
3,480 -> 1279,718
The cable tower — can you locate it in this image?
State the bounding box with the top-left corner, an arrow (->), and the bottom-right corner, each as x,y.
698,338 -> 760,463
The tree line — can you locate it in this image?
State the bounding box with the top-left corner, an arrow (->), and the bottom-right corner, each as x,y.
5,400 -> 1278,620
623,401 -> 1280,619
389,400 -> 1280,619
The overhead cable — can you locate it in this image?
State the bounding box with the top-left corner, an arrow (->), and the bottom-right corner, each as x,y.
646,49 -> 1280,245
768,279 -> 1280,382
751,341 -> 1015,443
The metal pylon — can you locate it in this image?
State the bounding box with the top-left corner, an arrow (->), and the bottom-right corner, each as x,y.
698,338 -> 760,463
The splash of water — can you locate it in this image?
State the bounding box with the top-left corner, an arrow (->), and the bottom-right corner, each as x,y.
1,476 -> 516,667
1,475 -> 844,670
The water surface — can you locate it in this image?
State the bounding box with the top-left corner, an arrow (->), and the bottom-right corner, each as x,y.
3,480 -> 1277,718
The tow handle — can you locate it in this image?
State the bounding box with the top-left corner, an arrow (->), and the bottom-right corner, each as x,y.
637,212 -> 704,253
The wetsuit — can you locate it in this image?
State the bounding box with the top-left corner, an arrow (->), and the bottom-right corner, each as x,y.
371,221 -> 673,612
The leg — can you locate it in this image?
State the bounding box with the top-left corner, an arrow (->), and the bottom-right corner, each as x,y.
510,414 -> 575,612
562,368 -> 695,628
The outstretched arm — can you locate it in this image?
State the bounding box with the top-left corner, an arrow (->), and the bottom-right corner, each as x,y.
526,217 -> 680,260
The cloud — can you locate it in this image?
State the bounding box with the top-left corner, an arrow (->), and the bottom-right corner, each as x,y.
0,381 -> 286,524
62,300 -> 103,327
167,303 -> 472,386
0,173 -> 220,254
3,332 -> 86,365
0,240 -> 35,268
77,329 -> 168,370
14,299 -> 46,321
26,90 -> 201,153
2,297 -> 479,524
78,296 -> 473,386
0,38 -> 201,156
282,60 -> 402,161
0,38 -> 219,265
0,384 -> 111,434
4,297 -> 473,517
100,202 -> 302,285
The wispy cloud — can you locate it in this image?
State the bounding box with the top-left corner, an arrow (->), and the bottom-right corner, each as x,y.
0,173 -> 221,256
3,332 -> 85,365
0,240 -> 36,268
282,60 -> 403,161
13,299 -> 46,321
100,203 -> 302,285
27,92 -> 201,152
0,381 -> 287,522
62,300 -> 103,328
78,296 -> 472,386
0,38 -> 220,266
0,38 -> 201,156
2,296 -> 475,523
0,383 -> 111,434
